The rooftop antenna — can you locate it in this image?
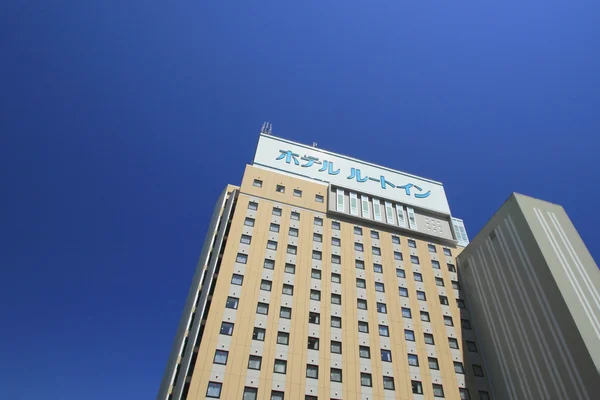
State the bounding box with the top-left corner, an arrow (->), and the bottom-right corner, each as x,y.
312,142 -> 318,147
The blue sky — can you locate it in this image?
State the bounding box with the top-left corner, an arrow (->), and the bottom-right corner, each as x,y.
1,1 -> 599,399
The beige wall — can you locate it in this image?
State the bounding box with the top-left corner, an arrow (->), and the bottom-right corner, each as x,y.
185,165 -> 486,400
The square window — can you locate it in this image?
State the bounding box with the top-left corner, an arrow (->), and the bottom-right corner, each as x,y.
394,251 -> 403,261
449,338 -> 459,349
379,324 -> 389,336
392,235 -> 400,244
276,185 -> 285,193
448,263 -> 456,272
461,319 -> 472,330
220,322 -> 234,335
375,282 -> 385,292
253,179 -> 263,187
424,333 -> 435,345
417,290 -> 426,301
331,294 -> 341,305
244,218 -> 255,227
243,387 -> 257,400
408,354 -> 419,366
256,302 -> 269,315
331,273 -> 341,283
433,383 -> 445,398
287,245 -> 297,255
399,287 -> 409,297
452,280 -> 460,290
359,345 -> 371,359
309,312 -> 320,324
473,364 -> 484,377
280,306 -> 292,319
314,216 -> 323,226
405,329 -> 415,341
272,207 -> 282,216
332,221 -> 340,230
355,242 -> 364,252
373,263 -> 383,273
331,340 -> 342,354
360,372 -> 372,387
213,349 -> 228,365
396,268 -> 405,278
356,260 -> 365,270
371,230 -> 379,239
357,279 -> 366,289
267,240 -> 278,250
411,255 -> 420,265
376,302 -> 387,313
311,269 -> 321,279
408,239 -> 417,248
331,254 -> 341,264
206,381 -> 222,398
271,390 -> 284,400
291,211 -> 300,220
226,296 -> 239,309
479,391 -> 490,400
293,189 -> 302,197
444,248 -> 452,256
372,247 -> 381,256
381,349 -> 392,362
253,327 -> 265,341
435,277 -> 445,287
231,274 -> 244,285
412,380 -> 423,395
428,244 -> 436,252
264,259 -> 275,270
354,226 -> 363,235
414,272 -> 423,282
467,340 -> 478,352
312,250 -> 322,260
248,201 -> 258,210
240,234 -> 252,244
282,284 -> 293,295
432,260 -> 440,269
421,311 -> 430,322
332,237 -> 341,246
313,233 -> 322,242
457,299 -> 466,309
274,359 -> 287,374
315,194 -> 324,203
289,227 -> 298,237
358,321 -> 369,333
277,331 -> 289,345
459,388 -> 471,400
454,361 -> 465,374
330,368 -> 342,382
248,355 -> 262,370
441,296 -> 450,306
270,223 -> 280,233
236,253 -> 248,264
429,357 -> 440,370
285,263 -> 295,274
331,316 -> 342,328
306,364 -> 319,378
383,376 -> 395,390
310,289 -> 321,301
402,307 -> 412,319
307,337 -> 319,350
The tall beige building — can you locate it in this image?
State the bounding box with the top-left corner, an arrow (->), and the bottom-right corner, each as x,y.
457,193 -> 600,400
157,132 -> 490,400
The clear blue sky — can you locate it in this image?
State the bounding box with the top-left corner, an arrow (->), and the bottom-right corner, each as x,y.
1,1 -> 598,399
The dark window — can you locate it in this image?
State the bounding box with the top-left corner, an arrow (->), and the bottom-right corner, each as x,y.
253,327 -> 265,341
220,322 -> 234,335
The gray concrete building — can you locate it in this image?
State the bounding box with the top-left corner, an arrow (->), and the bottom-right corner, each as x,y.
458,193 -> 600,400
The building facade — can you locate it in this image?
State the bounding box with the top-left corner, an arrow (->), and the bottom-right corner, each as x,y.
457,193 -> 600,400
157,133 -> 490,400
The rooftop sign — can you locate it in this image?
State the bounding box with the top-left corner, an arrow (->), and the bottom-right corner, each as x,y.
253,134 -> 451,215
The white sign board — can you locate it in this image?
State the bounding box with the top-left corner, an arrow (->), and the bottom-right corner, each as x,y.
253,135 -> 451,215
